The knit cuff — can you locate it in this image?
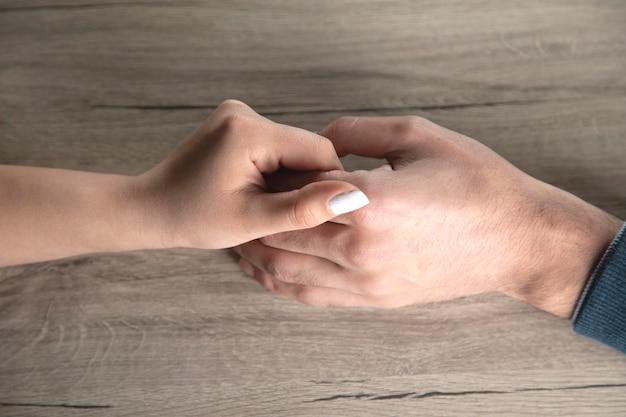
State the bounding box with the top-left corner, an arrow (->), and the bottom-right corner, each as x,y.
572,222 -> 626,353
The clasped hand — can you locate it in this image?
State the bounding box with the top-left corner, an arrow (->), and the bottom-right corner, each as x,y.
3,99 -> 620,318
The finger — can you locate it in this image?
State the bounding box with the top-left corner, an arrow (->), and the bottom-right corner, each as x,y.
239,258 -> 372,307
214,99 -> 345,174
235,240 -> 361,293
242,259 -> 422,308
272,122 -> 346,172
318,116 -> 434,166
263,169 -> 372,226
237,244 -> 436,305
249,180 -> 369,235
259,222 -> 349,262
242,258 -> 459,308
249,123 -> 345,174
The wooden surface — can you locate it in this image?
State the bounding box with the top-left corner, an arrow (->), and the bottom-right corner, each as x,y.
1,1 -> 626,415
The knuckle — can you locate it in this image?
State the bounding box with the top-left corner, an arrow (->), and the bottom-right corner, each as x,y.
391,116 -> 421,141
219,112 -> 251,135
295,287 -> 323,306
218,99 -> 247,111
264,256 -> 289,281
264,257 -> 310,286
213,106 -> 261,140
388,115 -> 436,144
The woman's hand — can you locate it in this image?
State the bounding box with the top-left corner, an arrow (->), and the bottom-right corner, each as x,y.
138,100 -> 368,249
0,100 -> 368,266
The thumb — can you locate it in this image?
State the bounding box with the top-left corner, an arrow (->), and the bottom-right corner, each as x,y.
253,180 -> 369,234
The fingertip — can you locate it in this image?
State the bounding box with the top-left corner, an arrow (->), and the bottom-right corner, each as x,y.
238,258 -> 254,277
240,258 -> 276,292
319,116 -> 359,136
219,98 -> 251,111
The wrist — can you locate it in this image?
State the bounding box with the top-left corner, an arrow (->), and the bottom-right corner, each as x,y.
503,183 -> 623,318
109,174 -> 170,251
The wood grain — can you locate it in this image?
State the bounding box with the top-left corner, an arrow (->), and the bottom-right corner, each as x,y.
1,0 -> 625,416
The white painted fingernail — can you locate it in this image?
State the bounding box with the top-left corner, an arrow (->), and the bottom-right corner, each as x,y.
329,190 -> 369,216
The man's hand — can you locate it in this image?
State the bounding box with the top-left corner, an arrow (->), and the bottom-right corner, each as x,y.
236,116 -> 623,318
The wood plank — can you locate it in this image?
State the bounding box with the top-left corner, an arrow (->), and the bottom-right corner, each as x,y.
1,0 -> 624,112
1,0 -> 625,415
1,249 -> 626,416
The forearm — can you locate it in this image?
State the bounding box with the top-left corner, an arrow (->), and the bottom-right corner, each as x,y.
0,165 -> 159,267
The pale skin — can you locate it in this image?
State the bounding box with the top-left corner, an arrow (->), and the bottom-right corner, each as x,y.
0,100 -> 364,267
1,101 -> 621,319
235,115 -> 623,318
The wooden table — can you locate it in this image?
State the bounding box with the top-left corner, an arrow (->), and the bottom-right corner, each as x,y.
1,1 -> 625,415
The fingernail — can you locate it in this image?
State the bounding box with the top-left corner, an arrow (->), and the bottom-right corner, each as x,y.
329,190 -> 369,216
238,258 -> 254,277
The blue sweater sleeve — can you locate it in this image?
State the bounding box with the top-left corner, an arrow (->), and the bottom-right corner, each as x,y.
572,222 -> 626,353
